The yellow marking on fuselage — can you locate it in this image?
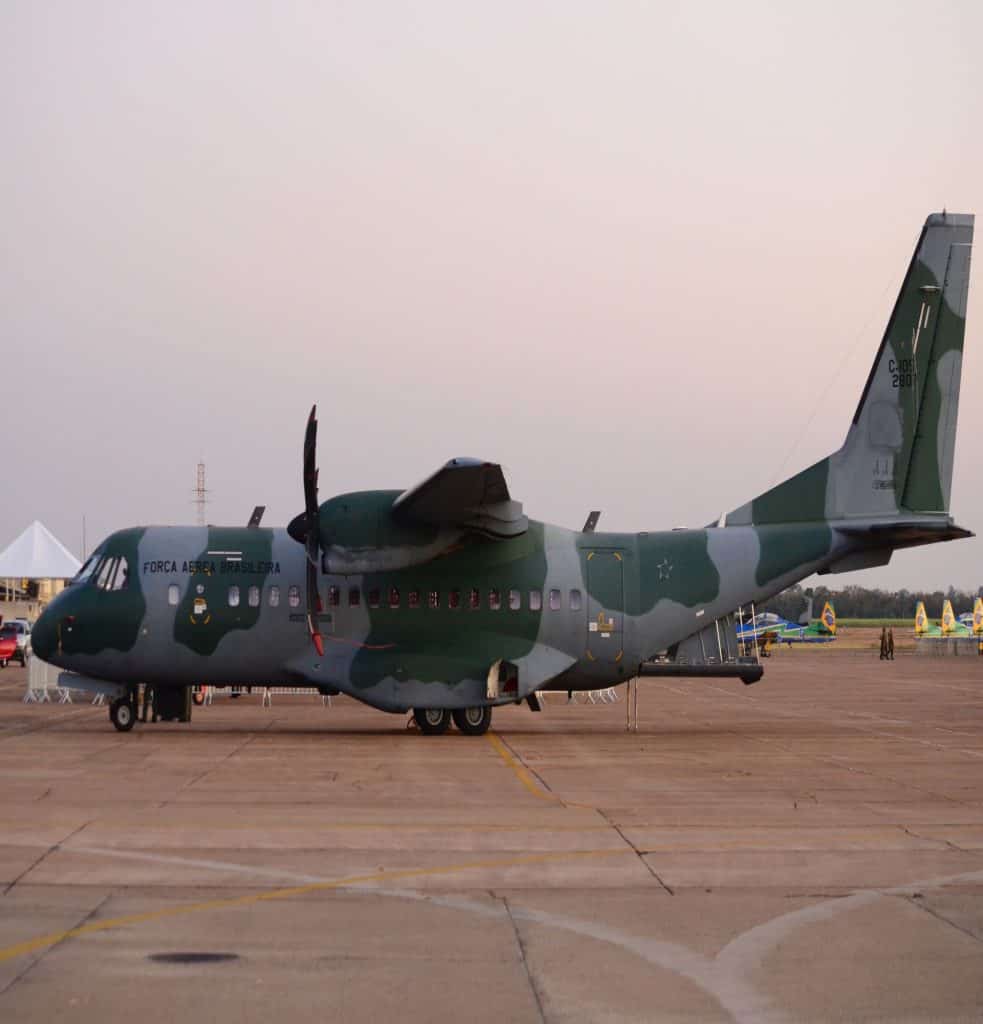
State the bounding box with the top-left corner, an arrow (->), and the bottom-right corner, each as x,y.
0,848 -> 632,964
486,731 -> 559,803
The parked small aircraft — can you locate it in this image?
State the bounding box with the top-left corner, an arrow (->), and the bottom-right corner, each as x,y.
915,598 -> 976,638
957,597 -> 983,634
32,212 -> 975,734
735,601 -> 836,650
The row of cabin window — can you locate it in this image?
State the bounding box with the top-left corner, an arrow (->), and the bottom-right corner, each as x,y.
328,586 -> 582,611
166,584 -> 301,608
166,584 -> 583,612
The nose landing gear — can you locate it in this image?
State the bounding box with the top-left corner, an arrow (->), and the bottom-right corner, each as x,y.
109,697 -> 136,732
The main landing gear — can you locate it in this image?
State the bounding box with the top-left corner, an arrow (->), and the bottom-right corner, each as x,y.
413,708 -> 451,734
412,706 -> 493,736
452,706 -> 492,736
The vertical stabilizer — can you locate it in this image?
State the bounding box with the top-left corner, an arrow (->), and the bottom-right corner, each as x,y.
914,601 -> 928,635
941,599 -> 957,635
729,213 -> 973,525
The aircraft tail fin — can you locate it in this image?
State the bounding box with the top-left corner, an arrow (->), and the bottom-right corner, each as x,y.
914,601 -> 928,635
728,213 -> 973,526
820,601 -> 836,635
973,596 -> 983,635
941,598 -> 957,635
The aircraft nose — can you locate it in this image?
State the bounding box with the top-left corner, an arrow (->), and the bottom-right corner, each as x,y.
32,608 -> 57,662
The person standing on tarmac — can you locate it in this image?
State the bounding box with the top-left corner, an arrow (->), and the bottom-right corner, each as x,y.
879,627 -> 889,660
887,627 -> 895,660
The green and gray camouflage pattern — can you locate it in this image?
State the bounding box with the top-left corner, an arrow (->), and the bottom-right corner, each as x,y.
32,213 -> 975,729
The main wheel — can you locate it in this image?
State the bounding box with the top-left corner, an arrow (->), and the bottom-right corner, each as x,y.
109,698 -> 136,732
413,707 -> 451,735
452,706 -> 492,736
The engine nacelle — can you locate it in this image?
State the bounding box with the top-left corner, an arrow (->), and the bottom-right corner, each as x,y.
318,490 -> 466,574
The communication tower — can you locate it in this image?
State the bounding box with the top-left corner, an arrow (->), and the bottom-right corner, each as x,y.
193,461 -> 208,526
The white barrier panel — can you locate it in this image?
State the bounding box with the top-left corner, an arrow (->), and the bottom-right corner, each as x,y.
25,662 -> 121,705
24,657 -> 56,703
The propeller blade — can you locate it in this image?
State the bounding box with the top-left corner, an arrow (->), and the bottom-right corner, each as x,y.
307,554 -> 324,657
302,405 -> 323,656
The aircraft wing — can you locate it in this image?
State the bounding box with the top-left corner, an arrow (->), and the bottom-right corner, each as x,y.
393,458 -> 528,539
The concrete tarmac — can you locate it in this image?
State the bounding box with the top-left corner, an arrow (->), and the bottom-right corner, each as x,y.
1,651 -> 982,1022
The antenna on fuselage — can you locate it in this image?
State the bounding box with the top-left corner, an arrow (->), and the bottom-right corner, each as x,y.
582,511 -> 601,533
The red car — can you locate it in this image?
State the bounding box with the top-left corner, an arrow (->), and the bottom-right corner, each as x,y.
0,633 -> 17,668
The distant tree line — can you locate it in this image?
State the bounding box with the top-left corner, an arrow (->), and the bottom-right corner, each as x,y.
766,584 -> 982,622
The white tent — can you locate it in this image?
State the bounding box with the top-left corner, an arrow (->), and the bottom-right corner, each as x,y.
0,521 -> 81,579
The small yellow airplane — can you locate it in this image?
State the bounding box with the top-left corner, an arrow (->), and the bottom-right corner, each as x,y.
914,599 -> 976,638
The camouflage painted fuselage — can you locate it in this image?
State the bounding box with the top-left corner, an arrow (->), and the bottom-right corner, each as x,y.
30,514 -> 909,712
31,211 -> 975,715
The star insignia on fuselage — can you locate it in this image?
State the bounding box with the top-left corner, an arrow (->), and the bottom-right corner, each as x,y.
657,558 -> 673,581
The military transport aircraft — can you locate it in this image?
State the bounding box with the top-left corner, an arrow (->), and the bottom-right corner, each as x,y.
32,212 -> 974,735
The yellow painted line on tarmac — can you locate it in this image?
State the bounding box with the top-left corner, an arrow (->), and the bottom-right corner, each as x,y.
0,847 -> 633,964
486,731 -> 559,803
0,821 -> 612,833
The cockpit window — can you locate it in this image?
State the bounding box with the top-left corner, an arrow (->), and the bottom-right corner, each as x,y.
73,555 -> 100,585
94,558 -> 115,589
108,557 -> 129,591
91,556 -> 130,591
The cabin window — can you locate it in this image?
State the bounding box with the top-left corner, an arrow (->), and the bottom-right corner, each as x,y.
269,585 -> 280,607
508,589 -> 521,611
389,587 -> 400,608
228,585 -> 240,607
570,588 -> 582,611
349,586 -> 361,607
368,588 -> 381,608
248,585 -> 260,608
469,588 -> 480,610
488,588 -> 501,610
529,590 -> 542,611
549,588 -> 562,610
288,585 -> 301,608
328,585 -> 340,607
408,589 -> 421,609
428,589 -> 440,609
449,589 -> 461,609
167,584 -> 179,606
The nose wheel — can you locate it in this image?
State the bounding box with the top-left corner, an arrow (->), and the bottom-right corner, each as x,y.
109,698 -> 136,732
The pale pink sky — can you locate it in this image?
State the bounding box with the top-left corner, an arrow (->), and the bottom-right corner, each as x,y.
2,1 -> 981,591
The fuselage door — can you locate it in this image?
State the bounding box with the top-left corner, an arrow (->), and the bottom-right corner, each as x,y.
584,549 -> 624,664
